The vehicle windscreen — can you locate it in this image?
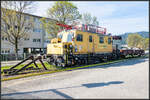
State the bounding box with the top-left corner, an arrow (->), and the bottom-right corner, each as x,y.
58,33 -> 63,39
62,32 -> 74,42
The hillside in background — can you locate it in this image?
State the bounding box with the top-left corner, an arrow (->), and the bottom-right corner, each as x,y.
119,31 -> 149,44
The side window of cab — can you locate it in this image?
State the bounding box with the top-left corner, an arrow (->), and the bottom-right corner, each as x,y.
76,34 -> 83,42
99,37 -> 104,43
108,37 -> 112,44
89,35 -> 92,42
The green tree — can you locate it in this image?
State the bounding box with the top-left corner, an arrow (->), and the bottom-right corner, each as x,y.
1,1 -> 35,59
142,38 -> 149,50
41,1 -> 81,38
127,33 -> 143,48
80,12 -> 99,26
145,38 -> 149,50
40,18 -> 61,39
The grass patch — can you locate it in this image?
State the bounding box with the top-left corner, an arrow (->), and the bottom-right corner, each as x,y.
1,62 -> 57,74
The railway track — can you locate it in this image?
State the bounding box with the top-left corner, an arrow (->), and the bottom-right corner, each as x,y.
1,54 -> 148,79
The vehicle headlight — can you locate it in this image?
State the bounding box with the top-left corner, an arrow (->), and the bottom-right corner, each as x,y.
75,57 -> 78,60
63,45 -> 67,48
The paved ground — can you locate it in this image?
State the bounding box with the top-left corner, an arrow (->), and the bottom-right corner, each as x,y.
1,58 -> 149,99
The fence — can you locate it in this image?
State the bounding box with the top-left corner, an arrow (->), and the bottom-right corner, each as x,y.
0,53 -> 33,61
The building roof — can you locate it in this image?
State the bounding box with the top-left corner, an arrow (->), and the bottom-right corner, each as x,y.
1,7 -> 52,20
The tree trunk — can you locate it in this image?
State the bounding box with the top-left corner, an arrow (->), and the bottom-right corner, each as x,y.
15,38 -> 18,60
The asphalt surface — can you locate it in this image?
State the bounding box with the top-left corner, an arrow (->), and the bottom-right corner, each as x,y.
1,57 -> 149,99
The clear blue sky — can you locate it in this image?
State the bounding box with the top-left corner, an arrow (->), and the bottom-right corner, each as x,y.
32,1 -> 149,35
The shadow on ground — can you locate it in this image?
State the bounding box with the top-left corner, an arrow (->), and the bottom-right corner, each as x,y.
82,81 -> 124,88
1,81 -> 124,99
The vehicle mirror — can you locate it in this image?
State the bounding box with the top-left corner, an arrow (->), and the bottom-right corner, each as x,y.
69,45 -> 73,49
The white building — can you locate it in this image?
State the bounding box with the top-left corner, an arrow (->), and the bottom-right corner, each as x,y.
1,12 -> 51,55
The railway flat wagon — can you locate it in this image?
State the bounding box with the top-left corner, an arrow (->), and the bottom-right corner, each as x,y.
120,49 -> 145,58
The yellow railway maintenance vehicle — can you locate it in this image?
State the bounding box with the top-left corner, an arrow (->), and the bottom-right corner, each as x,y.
46,24 -> 120,67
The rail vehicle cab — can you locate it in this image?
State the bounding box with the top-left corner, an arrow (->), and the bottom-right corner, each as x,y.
47,29 -> 75,55
47,28 -> 113,55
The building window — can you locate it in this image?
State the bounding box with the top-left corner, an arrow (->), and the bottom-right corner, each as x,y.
24,38 -> 30,41
33,29 -> 35,32
33,28 -> 42,33
45,40 -> 50,43
5,37 -> 8,41
5,50 -> 9,53
99,37 -> 104,43
15,25 -> 20,29
33,39 -> 36,42
89,35 -> 92,42
1,49 -> 10,54
37,39 -> 41,42
25,15 -> 30,20
34,17 -> 38,22
7,50 -> 10,53
2,36 -> 4,40
25,27 -> 30,30
2,36 -> 8,41
34,17 -> 41,24
1,50 -> 4,53
76,34 -> 83,41
108,38 -> 111,44
33,39 -> 41,42
5,50 -> 7,53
